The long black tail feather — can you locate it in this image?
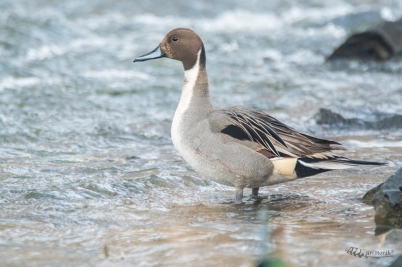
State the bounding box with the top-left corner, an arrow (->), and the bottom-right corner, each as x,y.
295,157 -> 385,178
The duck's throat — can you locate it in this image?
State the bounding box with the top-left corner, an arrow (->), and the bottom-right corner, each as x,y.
176,49 -> 212,116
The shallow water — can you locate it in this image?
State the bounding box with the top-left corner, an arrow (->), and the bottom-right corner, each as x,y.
1,0 -> 402,266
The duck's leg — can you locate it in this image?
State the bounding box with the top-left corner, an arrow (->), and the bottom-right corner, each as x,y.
250,187 -> 269,200
252,187 -> 259,197
235,186 -> 244,204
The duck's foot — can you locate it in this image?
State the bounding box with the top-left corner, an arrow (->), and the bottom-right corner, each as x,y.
234,188 -> 245,205
248,187 -> 269,201
249,194 -> 270,200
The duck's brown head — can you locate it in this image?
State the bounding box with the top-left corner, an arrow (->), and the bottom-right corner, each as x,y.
134,28 -> 205,71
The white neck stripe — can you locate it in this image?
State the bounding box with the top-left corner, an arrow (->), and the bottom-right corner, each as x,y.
178,49 -> 202,113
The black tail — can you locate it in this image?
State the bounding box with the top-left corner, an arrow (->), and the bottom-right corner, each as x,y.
295,157 -> 385,178
337,158 -> 386,166
295,160 -> 331,178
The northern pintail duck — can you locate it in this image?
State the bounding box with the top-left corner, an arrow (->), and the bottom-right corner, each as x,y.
134,28 -> 384,204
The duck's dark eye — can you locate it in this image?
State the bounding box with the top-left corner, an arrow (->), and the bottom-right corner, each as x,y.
172,36 -> 179,42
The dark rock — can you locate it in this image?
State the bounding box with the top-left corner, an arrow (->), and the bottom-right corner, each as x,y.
315,108 -> 402,130
377,168 -> 402,206
328,18 -> 402,61
369,167 -> 402,235
126,155 -> 140,160
362,182 -> 384,204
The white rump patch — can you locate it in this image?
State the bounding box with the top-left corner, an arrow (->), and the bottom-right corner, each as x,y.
271,157 -> 297,177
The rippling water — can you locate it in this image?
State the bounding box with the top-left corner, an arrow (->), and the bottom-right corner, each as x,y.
1,0 -> 402,266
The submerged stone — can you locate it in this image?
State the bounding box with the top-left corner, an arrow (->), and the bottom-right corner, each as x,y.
389,253 -> 402,267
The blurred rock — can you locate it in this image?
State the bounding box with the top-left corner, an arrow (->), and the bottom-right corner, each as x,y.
315,108 -> 402,130
364,167 -> 402,235
330,11 -> 383,31
328,18 -> 402,61
126,155 -> 140,160
363,182 -> 384,204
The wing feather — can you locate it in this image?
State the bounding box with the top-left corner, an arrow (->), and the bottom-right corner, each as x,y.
218,106 -> 344,158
